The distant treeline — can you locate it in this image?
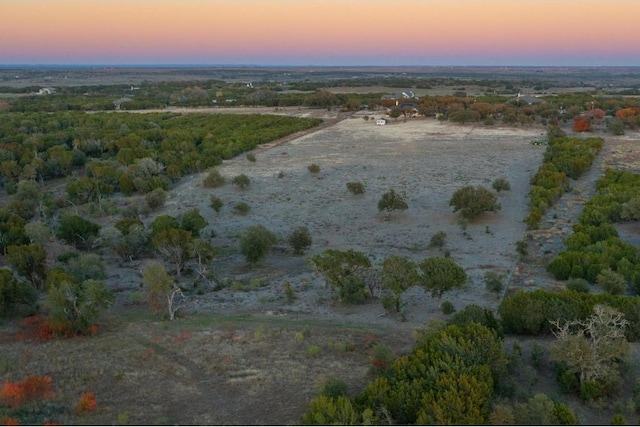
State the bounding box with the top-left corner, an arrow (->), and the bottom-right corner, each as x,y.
3,79 -> 640,132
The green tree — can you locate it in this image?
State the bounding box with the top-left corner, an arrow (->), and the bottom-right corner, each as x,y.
24,221 -> 52,245
66,176 -> 112,205
0,268 -> 38,317
356,323 -> 506,424
152,228 -> 192,277
239,225 -> 277,264
377,189 -> 408,220
483,271 -> 506,299
596,268 -> 627,295
45,279 -> 114,335
0,214 -> 30,254
178,208 -> 207,237
309,249 -> 371,304
45,268 -> 76,291
381,255 -> 419,313
55,214 -> 101,250
112,224 -> 150,261
150,214 -> 180,236
14,179 -> 43,217
288,226 -> 313,255
58,252 -> 107,283
449,185 -> 501,220
115,216 -> 144,235
301,395 -> 374,425
142,261 -> 184,320
417,370 -> 492,425
145,187 -> 167,210
448,304 -> 504,338
6,244 -> 47,287
419,256 -> 467,306
513,394 -> 577,425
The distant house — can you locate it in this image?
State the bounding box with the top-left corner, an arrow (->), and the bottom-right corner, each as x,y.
511,93 -> 543,106
37,87 -> 55,95
376,118 -> 387,126
381,90 -> 417,101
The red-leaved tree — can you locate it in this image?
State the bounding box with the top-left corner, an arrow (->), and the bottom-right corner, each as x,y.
573,115 -> 591,132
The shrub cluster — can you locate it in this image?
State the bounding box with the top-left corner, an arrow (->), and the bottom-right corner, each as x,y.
524,134 -> 603,229
307,163 -> 320,174
302,323 -> 507,425
345,181 -> 365,195
498,289 -> 640,341
449,185 -> 500,220
203,168 -> 225,188
546,169 -> 640,291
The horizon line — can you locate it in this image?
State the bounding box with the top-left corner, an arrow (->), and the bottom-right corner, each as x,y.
3,64 -> 640,69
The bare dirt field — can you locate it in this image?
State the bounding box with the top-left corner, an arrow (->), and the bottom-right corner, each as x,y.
149,115 -> 548,325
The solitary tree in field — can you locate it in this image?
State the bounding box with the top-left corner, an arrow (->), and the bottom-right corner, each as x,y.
288,226 -> 313,255
142,261 -> 184,321
419,256 -> 467,307
378,189 -> 408,220
309,249 -> 371,304
449,185 -> 500,220
484,271 -> 506,299
381,255 -> 419,313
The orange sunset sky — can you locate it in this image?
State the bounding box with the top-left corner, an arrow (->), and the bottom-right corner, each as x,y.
1,0 -> 639,66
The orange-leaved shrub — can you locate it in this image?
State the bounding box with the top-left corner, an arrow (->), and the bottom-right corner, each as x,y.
0,376 -> 54,409
75,392 -> 97,414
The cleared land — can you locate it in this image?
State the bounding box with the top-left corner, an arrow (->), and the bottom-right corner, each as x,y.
160,115 -> 546,322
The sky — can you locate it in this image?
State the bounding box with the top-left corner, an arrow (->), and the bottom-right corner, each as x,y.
1,0 -> 639,67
